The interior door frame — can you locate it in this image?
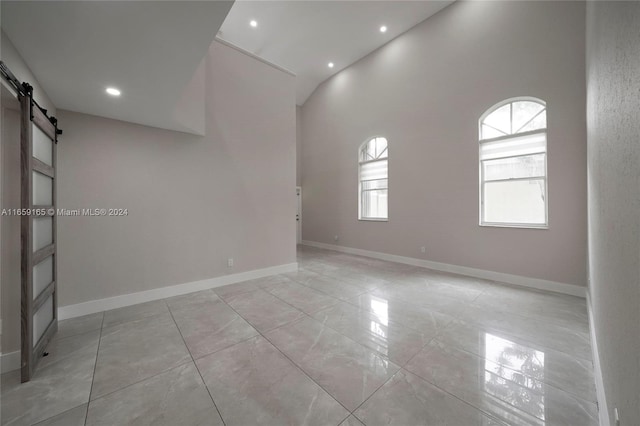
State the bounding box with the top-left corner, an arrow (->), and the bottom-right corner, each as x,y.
296,186 -> 302,244
1,80 -> 21,365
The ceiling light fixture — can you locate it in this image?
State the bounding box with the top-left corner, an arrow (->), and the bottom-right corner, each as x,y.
105,87 -> 121,97
250,20 -> 258,28
328,62 -> 334,68
380,25 -> 387,33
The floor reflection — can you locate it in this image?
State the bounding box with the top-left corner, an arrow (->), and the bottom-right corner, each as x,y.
370,298 -> 389,339
483,333 -> 545,421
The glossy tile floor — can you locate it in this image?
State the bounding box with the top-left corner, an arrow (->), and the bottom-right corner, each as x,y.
1,246 -> 598,425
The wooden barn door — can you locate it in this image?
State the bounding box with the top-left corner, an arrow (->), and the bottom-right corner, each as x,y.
20,85 -> 60,382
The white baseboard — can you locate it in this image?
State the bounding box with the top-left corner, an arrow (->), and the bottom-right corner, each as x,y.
58,262 -> 298,321
1,350 -> 20,374
587,292 -> 610,426
0,262 -> 298,373
301,240 -> 586,298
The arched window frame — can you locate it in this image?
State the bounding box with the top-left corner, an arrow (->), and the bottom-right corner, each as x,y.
478,97 -> 548,228
358,136 -> 388,221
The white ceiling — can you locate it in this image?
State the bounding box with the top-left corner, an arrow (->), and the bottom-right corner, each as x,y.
219,0 -> 454,105
1,1 -> 453,132
1,1 -> 233,134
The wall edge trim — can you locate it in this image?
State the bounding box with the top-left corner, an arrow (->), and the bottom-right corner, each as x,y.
2,264 -> 300,373
587,291 -> 610,426
0,350 -> 20,374
58,262 -> 298,321
301,240 -> 586,298
214,38 -> 296,77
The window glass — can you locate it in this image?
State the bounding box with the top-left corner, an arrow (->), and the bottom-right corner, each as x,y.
479,99 -> 547,227
359,137 -> 388,220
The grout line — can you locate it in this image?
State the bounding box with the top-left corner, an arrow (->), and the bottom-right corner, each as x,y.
339,288 -> 460,335
260,270 -> 462,370
465,298 -> 591,338
218,278 -> 479,424
448,313 -> 594,365
273,255 -> 595,390
82,302 -> 195,404
32,403 -> 89,426
85,360 -> 195,405
428,334 -> 598,405
253,283 -> 394,355
339,329 -> 445,419
403,366 -> 510,425
347,370 -> 397,420
397,334 -> 440,370
165,299 -> 227,426
266,275 -> 355,304
299,250 -> 596,401
186,330 -> 262,361
287,266 -> 386,296
335,413 -> 353,426
210,287 -> 310,337
51,326 -> 103,343
100,306 -> 171,332
37,248 -> 590,426
357,273 -> 590,353
216,293 -> 355,418
84,311 -> 105,425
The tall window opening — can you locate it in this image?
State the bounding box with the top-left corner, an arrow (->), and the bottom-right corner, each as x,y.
359,137 -> 388,220
479,98 -> 548,228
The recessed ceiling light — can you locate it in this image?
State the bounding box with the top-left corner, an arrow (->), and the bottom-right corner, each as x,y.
328,62 -> 334,68
380,25 -> 387,33
106,87 -> 121,96
250,20 -> 258,28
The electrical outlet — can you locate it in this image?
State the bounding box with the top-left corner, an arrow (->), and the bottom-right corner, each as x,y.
421,246 -> 426,253
227,258 -> 234,268
614,407 -> 620,426
334,235 -> 339,241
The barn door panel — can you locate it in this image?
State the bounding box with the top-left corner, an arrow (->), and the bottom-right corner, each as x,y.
20,85 -> 60,382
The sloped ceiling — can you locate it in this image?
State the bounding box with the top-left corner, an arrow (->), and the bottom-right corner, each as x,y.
1,1 -> 455,130
219,1 -> 454,105
1,1 -> 234,134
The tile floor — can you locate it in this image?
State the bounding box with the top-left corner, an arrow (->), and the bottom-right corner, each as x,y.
1,246 -> 598,425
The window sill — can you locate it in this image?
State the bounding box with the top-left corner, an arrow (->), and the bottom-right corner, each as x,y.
480,222 -> 548,230
359,218 -> 389,222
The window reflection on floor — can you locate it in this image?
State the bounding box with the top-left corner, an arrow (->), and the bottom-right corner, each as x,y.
483,333 -> 545,421
370,298 -> 389,339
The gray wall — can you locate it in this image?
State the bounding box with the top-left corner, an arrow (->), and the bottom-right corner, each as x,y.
1,102 -> 20,359
0,31 -> 57,113
300,1 -> 587,286
57,40 -> 296,308
1,40 -> 296,354
586,2 -> 640,424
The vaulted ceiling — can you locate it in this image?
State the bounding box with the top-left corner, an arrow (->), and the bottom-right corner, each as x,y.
1,1 -> 233,134
219,1 -> 454,105
1,1 -> 454,132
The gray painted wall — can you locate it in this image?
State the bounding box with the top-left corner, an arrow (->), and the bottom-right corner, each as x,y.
1,40 -> 296,353
586,2 -> 640,424
300,1 -> 587,286
1,103 -> 20,359
57,40 -> 296,308
1,31 -> 57,113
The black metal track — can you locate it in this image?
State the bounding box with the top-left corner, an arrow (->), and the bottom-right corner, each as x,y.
1,61 -> 63,140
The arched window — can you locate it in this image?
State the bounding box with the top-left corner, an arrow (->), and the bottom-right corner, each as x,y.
479,98 -> 548,228
359,137 -> 388,220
